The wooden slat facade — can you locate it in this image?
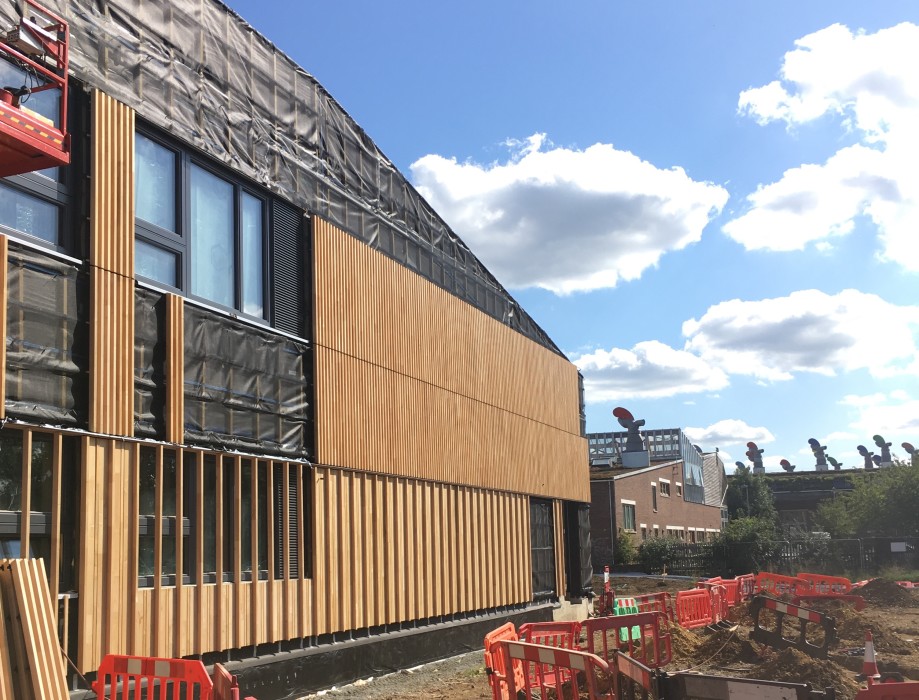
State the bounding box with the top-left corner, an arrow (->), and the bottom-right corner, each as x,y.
312,217 -> 589,502
1,91 -> 587,678
89,90 -> 135,436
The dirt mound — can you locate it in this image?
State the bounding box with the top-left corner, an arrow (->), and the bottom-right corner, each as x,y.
667,621 -> 702,661
748,647 -> 861,700
694,627 -> 763,665
728,600 -> 754,626
859,579 -> 918,608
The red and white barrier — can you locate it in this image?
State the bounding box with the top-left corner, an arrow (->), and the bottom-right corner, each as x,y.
94,655 -> 214,700
494,640 -> 613,700
584,611 -> 672,668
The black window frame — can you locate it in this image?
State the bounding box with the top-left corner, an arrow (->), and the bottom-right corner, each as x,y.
133,126 -> 273,326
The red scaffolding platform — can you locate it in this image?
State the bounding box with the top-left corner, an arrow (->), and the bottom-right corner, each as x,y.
0,0 -> 70,177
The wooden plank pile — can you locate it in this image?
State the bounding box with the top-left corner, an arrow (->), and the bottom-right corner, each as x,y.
0,558 -> 68,699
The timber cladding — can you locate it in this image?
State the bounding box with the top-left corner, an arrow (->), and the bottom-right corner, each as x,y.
18,428 -> 529,672
89,90 -> 135,436
312,217 -> 589,501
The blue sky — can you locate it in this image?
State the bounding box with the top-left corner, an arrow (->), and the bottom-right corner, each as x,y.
225,1 -> 919,472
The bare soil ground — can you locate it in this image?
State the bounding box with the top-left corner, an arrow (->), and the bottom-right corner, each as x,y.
299,577 -> 919,700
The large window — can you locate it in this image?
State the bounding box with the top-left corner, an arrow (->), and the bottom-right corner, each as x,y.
134,130 -> 299,332
0,61 -> 70,249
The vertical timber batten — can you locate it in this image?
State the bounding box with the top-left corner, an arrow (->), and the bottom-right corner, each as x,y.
165,294 -> 184,444
89,91 -> 135,437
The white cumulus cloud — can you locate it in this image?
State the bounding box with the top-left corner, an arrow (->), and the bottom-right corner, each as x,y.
573,340 -> 728,401
683,289 -> 919,381
727,22 -> 919,267
683,419 -> 775,446
411,133 -> 728,294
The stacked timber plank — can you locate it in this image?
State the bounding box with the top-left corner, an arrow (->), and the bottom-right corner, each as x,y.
0,559 -> 68,699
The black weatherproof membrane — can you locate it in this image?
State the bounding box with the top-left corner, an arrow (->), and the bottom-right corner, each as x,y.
530,498 -> 556,599
0,0 -> 562,359
183,303 -> 309,457
4,244 -> 88,426
134,286 -> 166,438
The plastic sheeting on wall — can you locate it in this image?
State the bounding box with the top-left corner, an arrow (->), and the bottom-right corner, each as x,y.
0,0 -> 562,358
4,243 -> 89,425
134,286 -> 166,438
183,303 -> 309,456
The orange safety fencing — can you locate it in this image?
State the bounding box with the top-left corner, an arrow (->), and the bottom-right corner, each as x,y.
736,573 -> 756,600
855,679 -> 919,700
94,655 -> 214,699
518,621 -> 583,690
212,663 -> 257,700
797,573 -> 852,594
633,591 -> 675,621
519,621 -> 581,649
484,622 -> 526,700
755,572 -> 810,596
584,611 -> 672,669
490,640 -> 613,700
675,588 -> 714,629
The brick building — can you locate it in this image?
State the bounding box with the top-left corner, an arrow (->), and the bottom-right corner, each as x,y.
588,427 -> 725,566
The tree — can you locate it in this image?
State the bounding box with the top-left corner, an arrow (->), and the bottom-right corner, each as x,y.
816,461 -> 919,537
724,466 -> 777,523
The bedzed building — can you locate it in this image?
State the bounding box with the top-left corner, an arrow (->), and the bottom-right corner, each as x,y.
0,1 -> 590,695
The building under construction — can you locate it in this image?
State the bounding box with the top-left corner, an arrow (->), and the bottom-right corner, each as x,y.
0,1 -> 591,695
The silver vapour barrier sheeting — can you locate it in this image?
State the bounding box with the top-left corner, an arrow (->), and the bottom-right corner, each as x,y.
0,0 -> 562,357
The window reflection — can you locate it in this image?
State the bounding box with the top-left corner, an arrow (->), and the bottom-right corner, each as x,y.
0,182 -> 58,243
135,133 -> 176,232
190,164 -> 234,308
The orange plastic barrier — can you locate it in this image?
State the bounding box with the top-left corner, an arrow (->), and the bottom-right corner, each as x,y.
518,621 -> 582,690
633,591 -> 674,621
484,623 -> 525,700
492,640 -> 613,700
675,588 -> 714,629
855,679 -> 919,700
519,621 -> 581,649
896,581 -> 919,590
735,573 -> 756,600
212,663 -> 257,700
755,572 -> 810,596
721,579 -> 740,607
94,654 -> 214,699
709,584 -> 728,622
798,573 -> 852,594
584,611 -> 672,668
